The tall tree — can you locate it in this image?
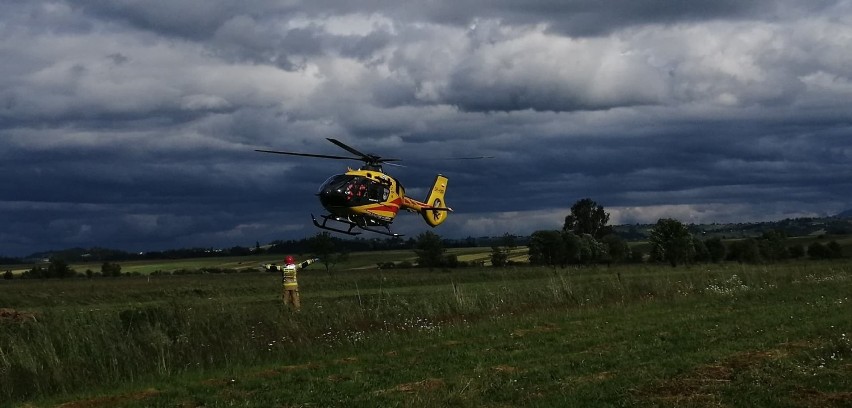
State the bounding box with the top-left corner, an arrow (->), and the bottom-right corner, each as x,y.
490,233 -> 517,267
490,245 -> 509,267
692,237 -> 710,263
561,231 -> 582,265
414,231 -> 445,269
601,234 -> 629,265
528,230 -> 566,266
728,239 -> 761,263
826,241 -> 843,258
758,230 -> 789,261
704,237 -> 726,263
648,218 -> 694,267
808,242 -> 829,259
309,232 -> 348,273
101,261 -> 122,277
563,198 -> 611,239
48,258 -> 75,279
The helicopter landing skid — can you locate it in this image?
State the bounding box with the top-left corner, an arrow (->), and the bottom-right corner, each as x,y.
312,214 -> 363,235
311,214 -> 402,237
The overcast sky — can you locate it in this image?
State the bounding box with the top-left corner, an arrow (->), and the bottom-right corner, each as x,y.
2,1 -> 851,256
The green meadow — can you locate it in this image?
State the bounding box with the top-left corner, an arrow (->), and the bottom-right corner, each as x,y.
1,254 -> 851,407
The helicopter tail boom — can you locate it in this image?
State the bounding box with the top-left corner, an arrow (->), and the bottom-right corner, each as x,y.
408,174 -> 451,227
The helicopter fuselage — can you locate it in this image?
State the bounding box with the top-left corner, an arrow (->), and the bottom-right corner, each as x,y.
317,168 -> 404,224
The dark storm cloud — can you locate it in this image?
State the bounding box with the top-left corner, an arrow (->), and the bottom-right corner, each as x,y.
77,0 -> 285,40
2,0 -> 851,256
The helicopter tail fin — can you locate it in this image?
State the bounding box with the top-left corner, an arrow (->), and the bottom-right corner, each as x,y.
420,174 -> 452,227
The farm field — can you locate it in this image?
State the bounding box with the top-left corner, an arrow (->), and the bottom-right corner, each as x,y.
0,247 -> 519,276
1,257 -> 851,407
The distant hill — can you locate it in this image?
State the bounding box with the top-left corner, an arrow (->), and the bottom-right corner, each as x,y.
612,215 -> 852,241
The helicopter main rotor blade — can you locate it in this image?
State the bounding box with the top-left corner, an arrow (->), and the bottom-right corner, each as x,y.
327,138 -> 370,159
326,138 -> 402,163
254,149 -> 355,161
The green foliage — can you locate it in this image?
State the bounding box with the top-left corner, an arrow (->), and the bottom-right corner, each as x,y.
577,233 -> 606,264
528,199 -> 617,266
101,261 -> 122,277
758,230 -> 790,261
490,245 -> 509,267
20,259 -> 78,279
601,234 -> 628,264
560,231 -> 582,264
528,230 -> 566,266
3,270 -> 12,280
529,230 -> 614,267
808,241 -> 844,259
563,198 -> 611,239
627,247 -> 645,263
309,232 -> 349,273
788,243 -> 806,258
489,233 -> 518,267
705,237 -> 727,263
49,258 -> 75,279
414,231 -> 445,269
728,238 -> 761,263
692,236 -> 710,262
649,218 -> 694,267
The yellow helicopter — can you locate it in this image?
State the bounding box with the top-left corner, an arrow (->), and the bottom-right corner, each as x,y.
256,138 -> 482,237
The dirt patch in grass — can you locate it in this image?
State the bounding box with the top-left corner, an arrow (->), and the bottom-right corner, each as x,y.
512,322 -> 558,337
200,378 -> 232,387
327,374 -> 350,382
375,378 -> 445,394
790,387 -> 852,408
634,349 -> 781,405
0,308 -> 38,323
217,387 -> 255,401
584,371 -> 616,383
493,365 -> 521,373
56,388 -> 159,408
560,370 -> 617,388
246,362 -> 320,379
336,356 -> 358,364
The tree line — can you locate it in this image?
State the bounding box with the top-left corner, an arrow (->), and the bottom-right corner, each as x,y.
524,198 -> 846,268
4,198 -> 847,279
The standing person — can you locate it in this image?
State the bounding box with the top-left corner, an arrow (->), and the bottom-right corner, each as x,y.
264,256 -> 319,310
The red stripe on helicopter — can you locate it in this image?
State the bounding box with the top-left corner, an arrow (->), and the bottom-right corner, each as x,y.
367,198 -> 403,213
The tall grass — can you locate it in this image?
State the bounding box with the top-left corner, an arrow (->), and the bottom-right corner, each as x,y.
1,261 -> 849,403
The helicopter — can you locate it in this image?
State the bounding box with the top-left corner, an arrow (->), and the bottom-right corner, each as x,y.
256,138 -> 478,237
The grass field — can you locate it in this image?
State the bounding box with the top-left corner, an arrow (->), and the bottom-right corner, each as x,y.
1,255 -> 851,407
0,247 -> 509,276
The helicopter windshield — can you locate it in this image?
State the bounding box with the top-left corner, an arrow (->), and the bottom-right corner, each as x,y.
318,174 -> 389,207
318,174 -> 353,195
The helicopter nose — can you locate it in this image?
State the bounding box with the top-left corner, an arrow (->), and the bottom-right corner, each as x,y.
318,188 -> 348,209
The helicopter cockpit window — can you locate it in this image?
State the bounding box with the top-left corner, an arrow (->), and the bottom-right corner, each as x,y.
318,174 -> 353,195
318,175 -> 388,206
